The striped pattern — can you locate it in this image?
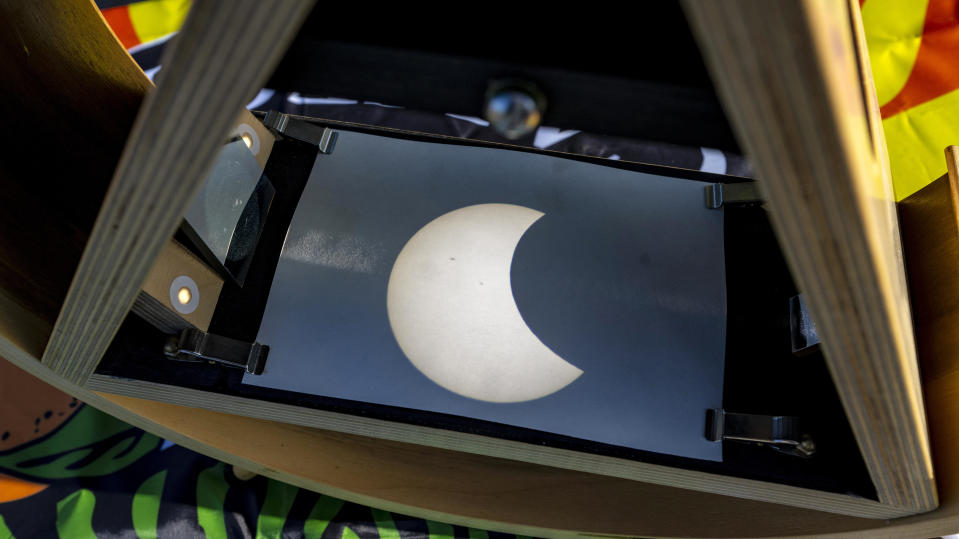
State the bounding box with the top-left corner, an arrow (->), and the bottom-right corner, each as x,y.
683,0 -> 936,510
42,0 -> 315,384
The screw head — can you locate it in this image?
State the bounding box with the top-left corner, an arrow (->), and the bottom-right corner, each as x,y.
163,337 -> 179,356
483,87 -> 544,140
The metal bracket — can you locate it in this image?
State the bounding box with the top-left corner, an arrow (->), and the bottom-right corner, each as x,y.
263,111 -> 337,154
163,328 -> 269,375
790,293 -> 821,356
705,182 -> 762,209
705,408 -> 815,457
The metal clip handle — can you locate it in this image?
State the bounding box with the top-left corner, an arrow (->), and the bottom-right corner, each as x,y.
163,328 -> 268,375
706,408 -> 815,457
705,182 -> 762,209
263,111 -> 337,154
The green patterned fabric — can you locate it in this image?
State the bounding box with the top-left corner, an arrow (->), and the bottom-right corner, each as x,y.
0,404 -> 527,538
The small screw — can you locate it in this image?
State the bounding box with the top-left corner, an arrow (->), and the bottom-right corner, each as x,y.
799,437 -> 816,455
163,337 -> 179,357
483,81 -> 546,140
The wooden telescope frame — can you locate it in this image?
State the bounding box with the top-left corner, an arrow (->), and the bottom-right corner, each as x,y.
4,0 -> 959,536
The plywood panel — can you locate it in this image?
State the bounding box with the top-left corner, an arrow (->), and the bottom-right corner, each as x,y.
682,0 -> 935,510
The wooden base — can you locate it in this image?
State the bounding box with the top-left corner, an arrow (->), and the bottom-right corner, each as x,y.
87,375 -> 916,521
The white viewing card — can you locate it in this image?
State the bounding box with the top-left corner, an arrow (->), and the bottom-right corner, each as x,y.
243,130 -> 727,462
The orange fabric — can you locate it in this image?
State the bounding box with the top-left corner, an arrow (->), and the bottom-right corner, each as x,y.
880,0 -> 959,118
0,473 -> 46,503
0,360 -> 81,452
101,6 -> 140,49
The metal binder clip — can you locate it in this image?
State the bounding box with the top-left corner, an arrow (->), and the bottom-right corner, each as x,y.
705,408 -> 815,457
163,328 -> 269,375
705,182 -> 762,209
263,111 -> 337,154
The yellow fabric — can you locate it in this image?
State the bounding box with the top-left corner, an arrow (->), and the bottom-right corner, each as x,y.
883,88 -> 959,199
862,0 -> 928,107
862,0 -> 959,199
128,0 -> 190,45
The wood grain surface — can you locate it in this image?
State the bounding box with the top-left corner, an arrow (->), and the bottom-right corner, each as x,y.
682,0 -> 936,511
133,240 -> 223,332
0,0 -> 151,342
41,0 -> 314,384
87,375 -> 917,521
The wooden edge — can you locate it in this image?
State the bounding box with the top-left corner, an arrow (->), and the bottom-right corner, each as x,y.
847,0 -> 889,175
946,146 -> 959,215
809,2 -> 934,509
137,239 -> 223,332
131,292 -> 192,334
41,0 -> 314,386
682,0 -> 935,509
87,375 -> 918,522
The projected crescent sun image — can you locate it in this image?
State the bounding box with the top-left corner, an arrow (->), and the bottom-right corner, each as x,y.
386,203 -> 583,403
